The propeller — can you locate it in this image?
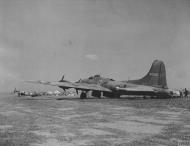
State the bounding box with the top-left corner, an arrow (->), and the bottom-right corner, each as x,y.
59,75 -> 65,82
59,74 -> 69,83
61,75 -> 65,81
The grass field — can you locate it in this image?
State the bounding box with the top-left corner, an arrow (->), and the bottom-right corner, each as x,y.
0,93 -> 190,146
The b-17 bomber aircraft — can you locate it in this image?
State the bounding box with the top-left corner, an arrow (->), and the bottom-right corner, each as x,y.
27,60 -> 180,99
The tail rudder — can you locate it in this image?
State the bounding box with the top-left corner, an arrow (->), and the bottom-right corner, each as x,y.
128,60 -> 168,88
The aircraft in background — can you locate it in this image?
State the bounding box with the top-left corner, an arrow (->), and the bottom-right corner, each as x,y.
26,60 -> 180,99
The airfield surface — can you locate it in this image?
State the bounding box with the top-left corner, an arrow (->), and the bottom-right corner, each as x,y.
0,94 -> 190,146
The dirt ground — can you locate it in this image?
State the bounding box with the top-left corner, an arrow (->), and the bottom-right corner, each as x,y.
0,93 -> 190,146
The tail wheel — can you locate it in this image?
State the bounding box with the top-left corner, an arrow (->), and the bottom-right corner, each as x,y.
80,92 -> 87,99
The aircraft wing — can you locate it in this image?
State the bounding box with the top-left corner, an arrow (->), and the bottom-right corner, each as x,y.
26,80 -> 112,92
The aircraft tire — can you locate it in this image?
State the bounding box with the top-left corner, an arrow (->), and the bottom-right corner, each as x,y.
143,96 -> 147,99
114,93 -> 120,98
96,92 -> 101,99
92,91 -> 101,98
80,92 -> 87,99
97,95 -> 101,99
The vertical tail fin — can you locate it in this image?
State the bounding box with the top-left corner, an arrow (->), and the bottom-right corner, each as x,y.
128,60 -> 168,88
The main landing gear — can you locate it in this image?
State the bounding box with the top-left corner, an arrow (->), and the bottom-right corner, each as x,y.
92,91 -> 101,99
80,91 -> 102,99
80,92 -> 87,99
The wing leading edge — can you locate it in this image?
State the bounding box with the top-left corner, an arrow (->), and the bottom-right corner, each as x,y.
26,80 -> 112,92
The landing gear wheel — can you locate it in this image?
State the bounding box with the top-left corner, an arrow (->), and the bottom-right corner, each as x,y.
91,91 -> 101,98
143,96 -> 146,99
96,92 -> 101,99
80,92 -> 87,99
114,93 -> 120,98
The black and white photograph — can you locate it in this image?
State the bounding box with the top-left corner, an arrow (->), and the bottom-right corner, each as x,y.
0,0 -> 190,145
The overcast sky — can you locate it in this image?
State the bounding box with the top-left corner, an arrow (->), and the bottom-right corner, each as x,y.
0,0 -> 190,92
